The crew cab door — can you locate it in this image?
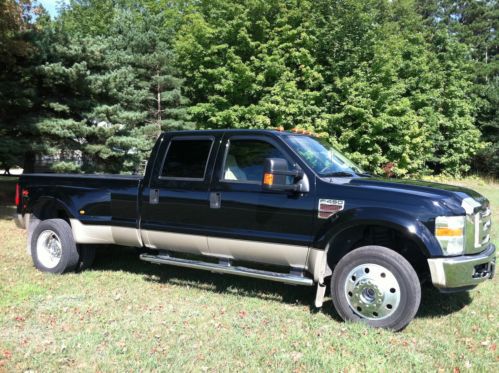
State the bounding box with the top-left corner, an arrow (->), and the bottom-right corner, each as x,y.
140,133 -> 221,255
206,134 -> 316,269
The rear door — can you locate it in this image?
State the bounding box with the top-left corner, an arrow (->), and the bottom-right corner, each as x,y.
206,133 -> 316,269
140,133 -> 221,255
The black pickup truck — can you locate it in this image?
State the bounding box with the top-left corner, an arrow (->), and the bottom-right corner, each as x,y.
15,129 -> 495,330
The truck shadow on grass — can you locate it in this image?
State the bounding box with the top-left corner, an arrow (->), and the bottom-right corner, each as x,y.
92,246 -> 472,322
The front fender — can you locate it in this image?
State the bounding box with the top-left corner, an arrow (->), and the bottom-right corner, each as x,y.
313,207 -> 442,258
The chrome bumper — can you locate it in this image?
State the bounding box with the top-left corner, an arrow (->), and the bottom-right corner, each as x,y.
428,244 -> 495,290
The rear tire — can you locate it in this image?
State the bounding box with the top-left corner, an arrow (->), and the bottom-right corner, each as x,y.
31,219 -> 79,274
331,245 -> 421,331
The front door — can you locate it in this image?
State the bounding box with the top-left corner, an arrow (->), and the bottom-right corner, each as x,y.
206,134 -> 316,269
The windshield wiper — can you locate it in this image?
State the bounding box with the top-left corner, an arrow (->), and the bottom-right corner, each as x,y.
321,171 -> 354,177
355,171 -> 371,177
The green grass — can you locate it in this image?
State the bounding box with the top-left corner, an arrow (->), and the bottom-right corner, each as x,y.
0,178 -> 497,371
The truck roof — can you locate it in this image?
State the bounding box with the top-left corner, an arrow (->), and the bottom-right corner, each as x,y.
163,129 -> 311,138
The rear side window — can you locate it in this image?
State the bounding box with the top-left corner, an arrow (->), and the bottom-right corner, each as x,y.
161,138 -> 213,179
223,139 -> 289,183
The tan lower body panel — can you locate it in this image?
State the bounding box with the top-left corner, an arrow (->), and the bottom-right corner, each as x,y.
142,229 -> 309,268
69,220 -> 326,279
142,229 -> 210,256
69,219 -> 143,247
207,236 -> 309,269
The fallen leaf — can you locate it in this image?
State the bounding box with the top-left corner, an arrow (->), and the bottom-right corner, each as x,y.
2,350 -> 12,359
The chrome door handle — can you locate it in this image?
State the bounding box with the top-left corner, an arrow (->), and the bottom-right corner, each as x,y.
210,192 -> 221,209
150,189 -> 159,204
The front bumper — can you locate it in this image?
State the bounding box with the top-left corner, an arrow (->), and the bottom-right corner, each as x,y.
428,243 -> 495,290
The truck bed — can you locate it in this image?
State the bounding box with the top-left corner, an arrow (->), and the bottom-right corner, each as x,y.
19,173 -> 143,229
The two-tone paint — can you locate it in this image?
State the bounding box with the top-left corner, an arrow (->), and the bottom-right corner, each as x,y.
16,130 -> 494,284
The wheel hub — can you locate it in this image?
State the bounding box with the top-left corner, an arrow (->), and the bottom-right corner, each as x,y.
345,263 -> 401,320
36,230 -> 62,269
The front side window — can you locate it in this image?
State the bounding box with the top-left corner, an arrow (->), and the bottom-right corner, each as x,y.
223,139 -> 289,183
161,138 -> 213,179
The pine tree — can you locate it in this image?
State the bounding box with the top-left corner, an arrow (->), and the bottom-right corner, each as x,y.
21,3 -> 192,173
79,7 -> 192,173
0,0 -> 41,172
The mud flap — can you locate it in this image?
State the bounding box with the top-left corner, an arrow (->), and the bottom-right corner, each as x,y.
314,282 -> 327,308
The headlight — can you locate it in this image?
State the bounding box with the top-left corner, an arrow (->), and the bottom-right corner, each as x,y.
435,216 -> 465,256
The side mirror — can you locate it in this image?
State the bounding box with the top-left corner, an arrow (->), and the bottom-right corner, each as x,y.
262,158 -> 309,193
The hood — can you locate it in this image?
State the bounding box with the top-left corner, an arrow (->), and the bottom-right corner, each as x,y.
324,176 -> 487,215
352,177 -> 482,198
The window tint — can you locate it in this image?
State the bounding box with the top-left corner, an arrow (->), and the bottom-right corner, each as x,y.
223,139 -> 289,183
161,139 -> 213,179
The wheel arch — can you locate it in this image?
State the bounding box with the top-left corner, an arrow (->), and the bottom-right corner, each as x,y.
30,196 -> 74,224
312,207 -> 442,282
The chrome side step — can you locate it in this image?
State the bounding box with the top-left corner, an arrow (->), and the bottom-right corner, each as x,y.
140,253 -> 314,286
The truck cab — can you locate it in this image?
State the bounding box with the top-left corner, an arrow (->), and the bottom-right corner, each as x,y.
16,130 -> 496,331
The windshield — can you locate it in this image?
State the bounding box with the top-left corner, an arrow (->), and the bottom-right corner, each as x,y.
285,135 -> 365,177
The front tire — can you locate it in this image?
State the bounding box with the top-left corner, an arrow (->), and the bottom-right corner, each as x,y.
331,245 -> 421,331
31,219 -> 79,274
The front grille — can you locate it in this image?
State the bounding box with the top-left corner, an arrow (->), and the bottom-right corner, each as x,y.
475,207 -> 491,248
466,205 -> 492,254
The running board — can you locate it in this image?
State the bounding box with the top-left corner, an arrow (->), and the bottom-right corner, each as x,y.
140,253 -> 314,286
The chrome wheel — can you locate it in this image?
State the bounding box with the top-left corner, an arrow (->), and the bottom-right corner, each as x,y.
344,263 -> 401,320
36,230 -> 62,269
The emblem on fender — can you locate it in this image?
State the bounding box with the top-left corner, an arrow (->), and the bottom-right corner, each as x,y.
318,199 -> 345,219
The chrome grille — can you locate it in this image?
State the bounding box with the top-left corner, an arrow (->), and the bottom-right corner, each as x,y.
475,207 -> 491,248
461,197 -> 492,255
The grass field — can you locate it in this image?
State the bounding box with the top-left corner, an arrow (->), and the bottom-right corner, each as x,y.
0,177 -> 497,371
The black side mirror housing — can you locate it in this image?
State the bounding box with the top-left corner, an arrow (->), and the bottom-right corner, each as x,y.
262,158 -> 309,193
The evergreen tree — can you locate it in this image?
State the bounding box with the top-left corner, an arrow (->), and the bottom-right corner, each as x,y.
80,7 -> 193,172
0,0 -> 41,172
23,3 -> 191,173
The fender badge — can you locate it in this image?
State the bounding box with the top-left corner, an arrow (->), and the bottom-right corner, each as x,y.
318,199 -> 345,219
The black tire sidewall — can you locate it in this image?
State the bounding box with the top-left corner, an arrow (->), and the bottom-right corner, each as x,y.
331,246 -> 421,331
31,219 -> 79,274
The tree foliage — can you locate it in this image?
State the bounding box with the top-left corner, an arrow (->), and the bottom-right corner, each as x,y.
0,0 -> 495,176
0,0 -> 41,173
416,0 -> 498,175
